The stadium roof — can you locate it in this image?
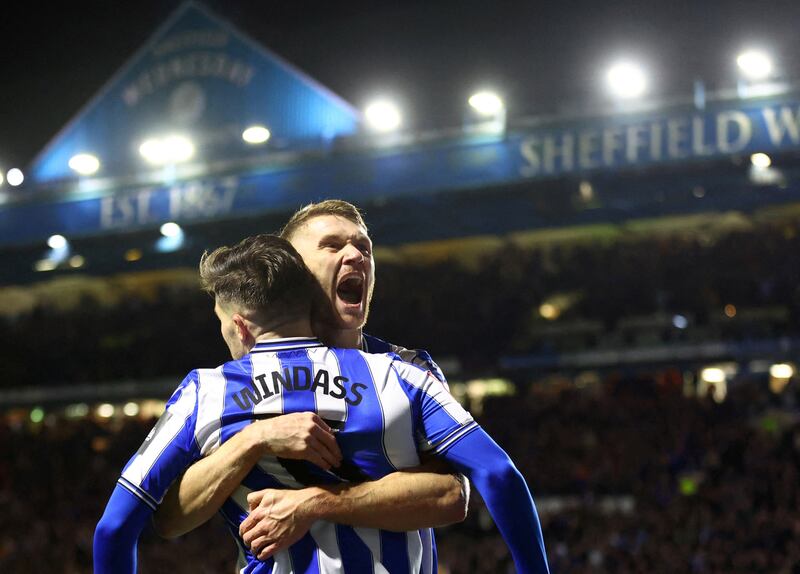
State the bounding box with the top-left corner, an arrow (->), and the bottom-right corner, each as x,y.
28,1 -> 359,184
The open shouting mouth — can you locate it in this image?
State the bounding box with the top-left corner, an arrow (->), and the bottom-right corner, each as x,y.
336,274 -> 364,306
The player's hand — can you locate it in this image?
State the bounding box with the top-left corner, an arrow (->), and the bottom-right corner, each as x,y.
245,412 -> 342,470
240,488 -> 319,561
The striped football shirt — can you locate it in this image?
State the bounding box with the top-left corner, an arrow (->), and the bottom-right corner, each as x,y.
119,337 -> 476,573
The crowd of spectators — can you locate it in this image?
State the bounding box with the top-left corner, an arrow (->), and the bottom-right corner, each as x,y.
3,221 -> 800,571
2,222 -> 800,389
2,370 -> 798,573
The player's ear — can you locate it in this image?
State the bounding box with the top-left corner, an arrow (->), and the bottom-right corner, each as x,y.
232,314 -> 255,346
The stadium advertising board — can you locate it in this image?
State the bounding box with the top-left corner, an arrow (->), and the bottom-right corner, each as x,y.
516,101 -> 800,177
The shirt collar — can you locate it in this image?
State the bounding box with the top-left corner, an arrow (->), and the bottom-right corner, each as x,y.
251,337 -> 324,353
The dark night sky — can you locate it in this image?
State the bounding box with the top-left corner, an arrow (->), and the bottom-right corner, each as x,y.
1,0 -> 799,171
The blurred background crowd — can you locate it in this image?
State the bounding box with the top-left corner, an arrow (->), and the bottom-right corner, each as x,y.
2,219 -> 800,388
2,219 -> 800,573
3,359 -> 799,573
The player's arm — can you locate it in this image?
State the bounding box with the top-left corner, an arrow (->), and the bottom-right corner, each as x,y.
153,412 -> 342,539
398,362 -> 549,574
156,416 -> 466,539
94,485 -> 154,574
440,427 -> 549,574
298,456 -> 468,529
240,459 -> 468,558
95,373 -> 201,573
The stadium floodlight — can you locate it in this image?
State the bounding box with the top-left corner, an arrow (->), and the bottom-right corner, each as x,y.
68,153 -> 101,175
700,367 -> 726,384
123,402 -> 140,417
33,259 -> 57,272
47,234 -> 68,249
606,61 -> 647,99
769,363 -> 794,379
125,248 -> 143,262
364,99 -> 402,132
157,222 -> 185,253
139,135 -> 195,165
96,403 -> 115,418
672,314 -> 689,329
736,49 -> 773,81
539,303 -> 559,320
468,91 -> 504,116
6,168 -> 24,187
750,152 -> 771,168
160,222 -> 182,238
242,125 -> 271,144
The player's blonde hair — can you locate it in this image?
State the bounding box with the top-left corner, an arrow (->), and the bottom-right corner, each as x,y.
279,199 -> 368,241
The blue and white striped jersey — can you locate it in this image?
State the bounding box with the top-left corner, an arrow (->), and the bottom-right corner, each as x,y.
119,337 -> 476,574
361,334 -> 447,386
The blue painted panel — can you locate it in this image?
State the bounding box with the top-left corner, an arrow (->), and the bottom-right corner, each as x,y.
29,2 -> 358,183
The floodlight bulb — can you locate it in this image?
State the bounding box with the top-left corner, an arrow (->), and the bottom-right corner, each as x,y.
6,168 -> 24,187
672,315 -> 689,329
468,91 -> 504,116
34,259 -> 57,272
97,403 -> 115,418
737,50 -> 773,81
123,402 -> 140,417
47,234 -> 67,249
163,135 -> 194,162
606,61 -> 647,99
701,367 -> 726,384
770,363 -> 794,379
160,222 -> 182,238
139,135 -> 195,165
750,152 -> 771,168
539,303 -> 559,320
125,248 -> 143,262
364,100 -> 402,132
242,125 -> 271,144
68,153 -> 101,175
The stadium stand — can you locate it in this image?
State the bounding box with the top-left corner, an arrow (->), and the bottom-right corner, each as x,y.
3,3 -> 800,572
3,361 -> 798,573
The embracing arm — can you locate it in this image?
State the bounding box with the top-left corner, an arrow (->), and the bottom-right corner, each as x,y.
442,427 -> 549,574
94,485 -> 153,574
153,412 -> 342,539
302,458 -> 467,529
241,459 -> 467,559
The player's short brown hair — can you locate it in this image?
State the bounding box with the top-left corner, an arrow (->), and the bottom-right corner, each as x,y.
279,199 -> 368,241
199,234 -> 315,325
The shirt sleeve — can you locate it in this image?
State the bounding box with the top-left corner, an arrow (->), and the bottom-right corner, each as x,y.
363,333 -> 449,387
391,345 -> 449,388
440,426 -> 550,574
117,371 -> 202,511
391,360 -> 478,455
93,484 -> 154,574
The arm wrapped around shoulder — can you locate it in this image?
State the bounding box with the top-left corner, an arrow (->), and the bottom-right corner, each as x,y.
441,427 -> 550,574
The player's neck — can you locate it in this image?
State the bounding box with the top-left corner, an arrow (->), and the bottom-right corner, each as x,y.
253,319 -> 315,343
318,327 -> 363,349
